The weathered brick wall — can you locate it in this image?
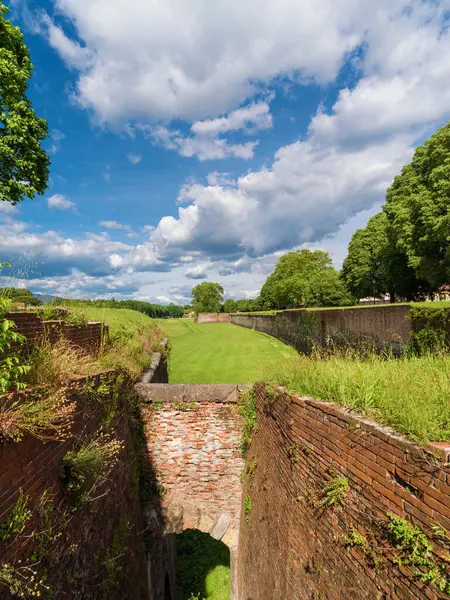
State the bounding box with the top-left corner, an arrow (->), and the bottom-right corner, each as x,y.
196,312 -> 231,323
140,385 -> 244,549
238,383 -> 450,600
0,376 -> 148,600
5,311 -> 107,354
231,304 -> 411,354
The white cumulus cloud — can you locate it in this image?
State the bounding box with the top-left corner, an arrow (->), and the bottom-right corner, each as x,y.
47,194 -> 76,210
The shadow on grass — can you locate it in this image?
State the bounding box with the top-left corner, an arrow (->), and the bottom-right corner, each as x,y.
176,529 -> 230,600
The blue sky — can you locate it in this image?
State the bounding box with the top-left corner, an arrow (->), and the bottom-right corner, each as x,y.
1,0 -> 450,304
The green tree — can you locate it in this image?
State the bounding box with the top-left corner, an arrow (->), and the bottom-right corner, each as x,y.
191,282 -> 224,313
260,249 -> 350,309
342,213 -> 430,302
223,298 -> 238,313
0,3 -> 50,205
384,122 -> 450,289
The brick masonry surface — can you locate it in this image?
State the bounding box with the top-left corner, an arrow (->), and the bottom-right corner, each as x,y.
231,304 -> 411,354
238,383 -> 450,600
196,312 -> 231,323
5,311 -> 107,354
141,386 -> 244,550
0,375 -> 148,600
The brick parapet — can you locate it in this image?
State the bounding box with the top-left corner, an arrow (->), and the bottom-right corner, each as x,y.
238,383 -> 450,600
4,311 -> 108,354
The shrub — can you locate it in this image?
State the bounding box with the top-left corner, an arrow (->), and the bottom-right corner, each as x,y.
0,386 -> 75,443
318,476 -> 349,508
61,430 -> 124,509
26,340 -> 101,387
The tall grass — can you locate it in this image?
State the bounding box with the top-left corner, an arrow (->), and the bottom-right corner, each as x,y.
266,351 -> 450,444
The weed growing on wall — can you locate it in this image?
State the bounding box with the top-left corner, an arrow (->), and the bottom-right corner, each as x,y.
0,490 -> 31,542
238,387 -> 257,458
103,516 -> 132,591
32,491 -> 72,565
385,513 -> 450,593
409,304 -> 450,354
245,495 -> 252,523
61,430 -> 124,510
83,373 -> 125,425
0,562 -> 52,599
0,386 -> 75,443
318,476 -> 349,508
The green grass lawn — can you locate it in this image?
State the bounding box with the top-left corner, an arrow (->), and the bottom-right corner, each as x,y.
157,319 -> 297,383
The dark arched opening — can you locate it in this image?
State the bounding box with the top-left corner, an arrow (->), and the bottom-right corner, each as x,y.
176,529 -> 230,599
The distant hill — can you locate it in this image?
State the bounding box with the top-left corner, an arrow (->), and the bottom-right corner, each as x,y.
33,293 -> 56,304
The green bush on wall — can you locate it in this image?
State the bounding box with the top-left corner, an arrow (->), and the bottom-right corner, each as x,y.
409,304 -> 450,354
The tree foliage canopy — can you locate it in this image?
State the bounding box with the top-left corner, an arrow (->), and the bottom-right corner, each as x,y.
260,249 -> 351,309
384,122 -> 450,289
0,3 -> 50,204
341,213 -> 429,302
191,282 -> 224,313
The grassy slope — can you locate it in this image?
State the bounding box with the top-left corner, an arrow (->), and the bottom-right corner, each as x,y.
81,307 -> 163,379
267,352 -> 450,444
158,319 -> 297,384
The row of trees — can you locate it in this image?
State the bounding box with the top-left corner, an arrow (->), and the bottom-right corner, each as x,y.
192,122 -> 450,312
342,122 -> 450,302
51,298 -> 185,318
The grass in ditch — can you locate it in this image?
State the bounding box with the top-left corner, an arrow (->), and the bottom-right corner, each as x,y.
157,319 -> 297,384
266,351 -> 450,444
176,529 -> 230,600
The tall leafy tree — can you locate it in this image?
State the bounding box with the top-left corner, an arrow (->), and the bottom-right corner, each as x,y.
342,212 -> 430,302
191,282 -> 224,313
0,3 -> 50,205
260,249 -> 351,309
384,122 -> 450,289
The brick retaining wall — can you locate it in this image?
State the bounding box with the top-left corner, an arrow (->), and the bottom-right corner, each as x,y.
0,374 -> 147,599
238,383 -> 450,600
231,304 -> 411,354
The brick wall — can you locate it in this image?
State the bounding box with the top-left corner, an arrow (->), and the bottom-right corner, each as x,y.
238,383 -> 450,600
196,313 -> 231,323
140,384 -> 244,549
231,304 -> 411,354
5,311 -> 108,355
0,375 -> 148,599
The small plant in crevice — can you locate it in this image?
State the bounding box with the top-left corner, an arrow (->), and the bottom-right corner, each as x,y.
343,524 -> 383,570
32,490 -> 72,565
246,461 -> 257,475
103,517 -> 132,591
0,489 -> 31,542
262,382 -> 280,414
244,495 -> 252,522
318,476 -> 349,508
386,513 -> 450,593
0,562 -> 52,599
61,430 -> 124,510
238,387 -> 257,458
287,443 -> 301,464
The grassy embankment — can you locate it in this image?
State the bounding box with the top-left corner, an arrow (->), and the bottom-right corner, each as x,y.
267,352 -> 450,445
157,319 -> 297,384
